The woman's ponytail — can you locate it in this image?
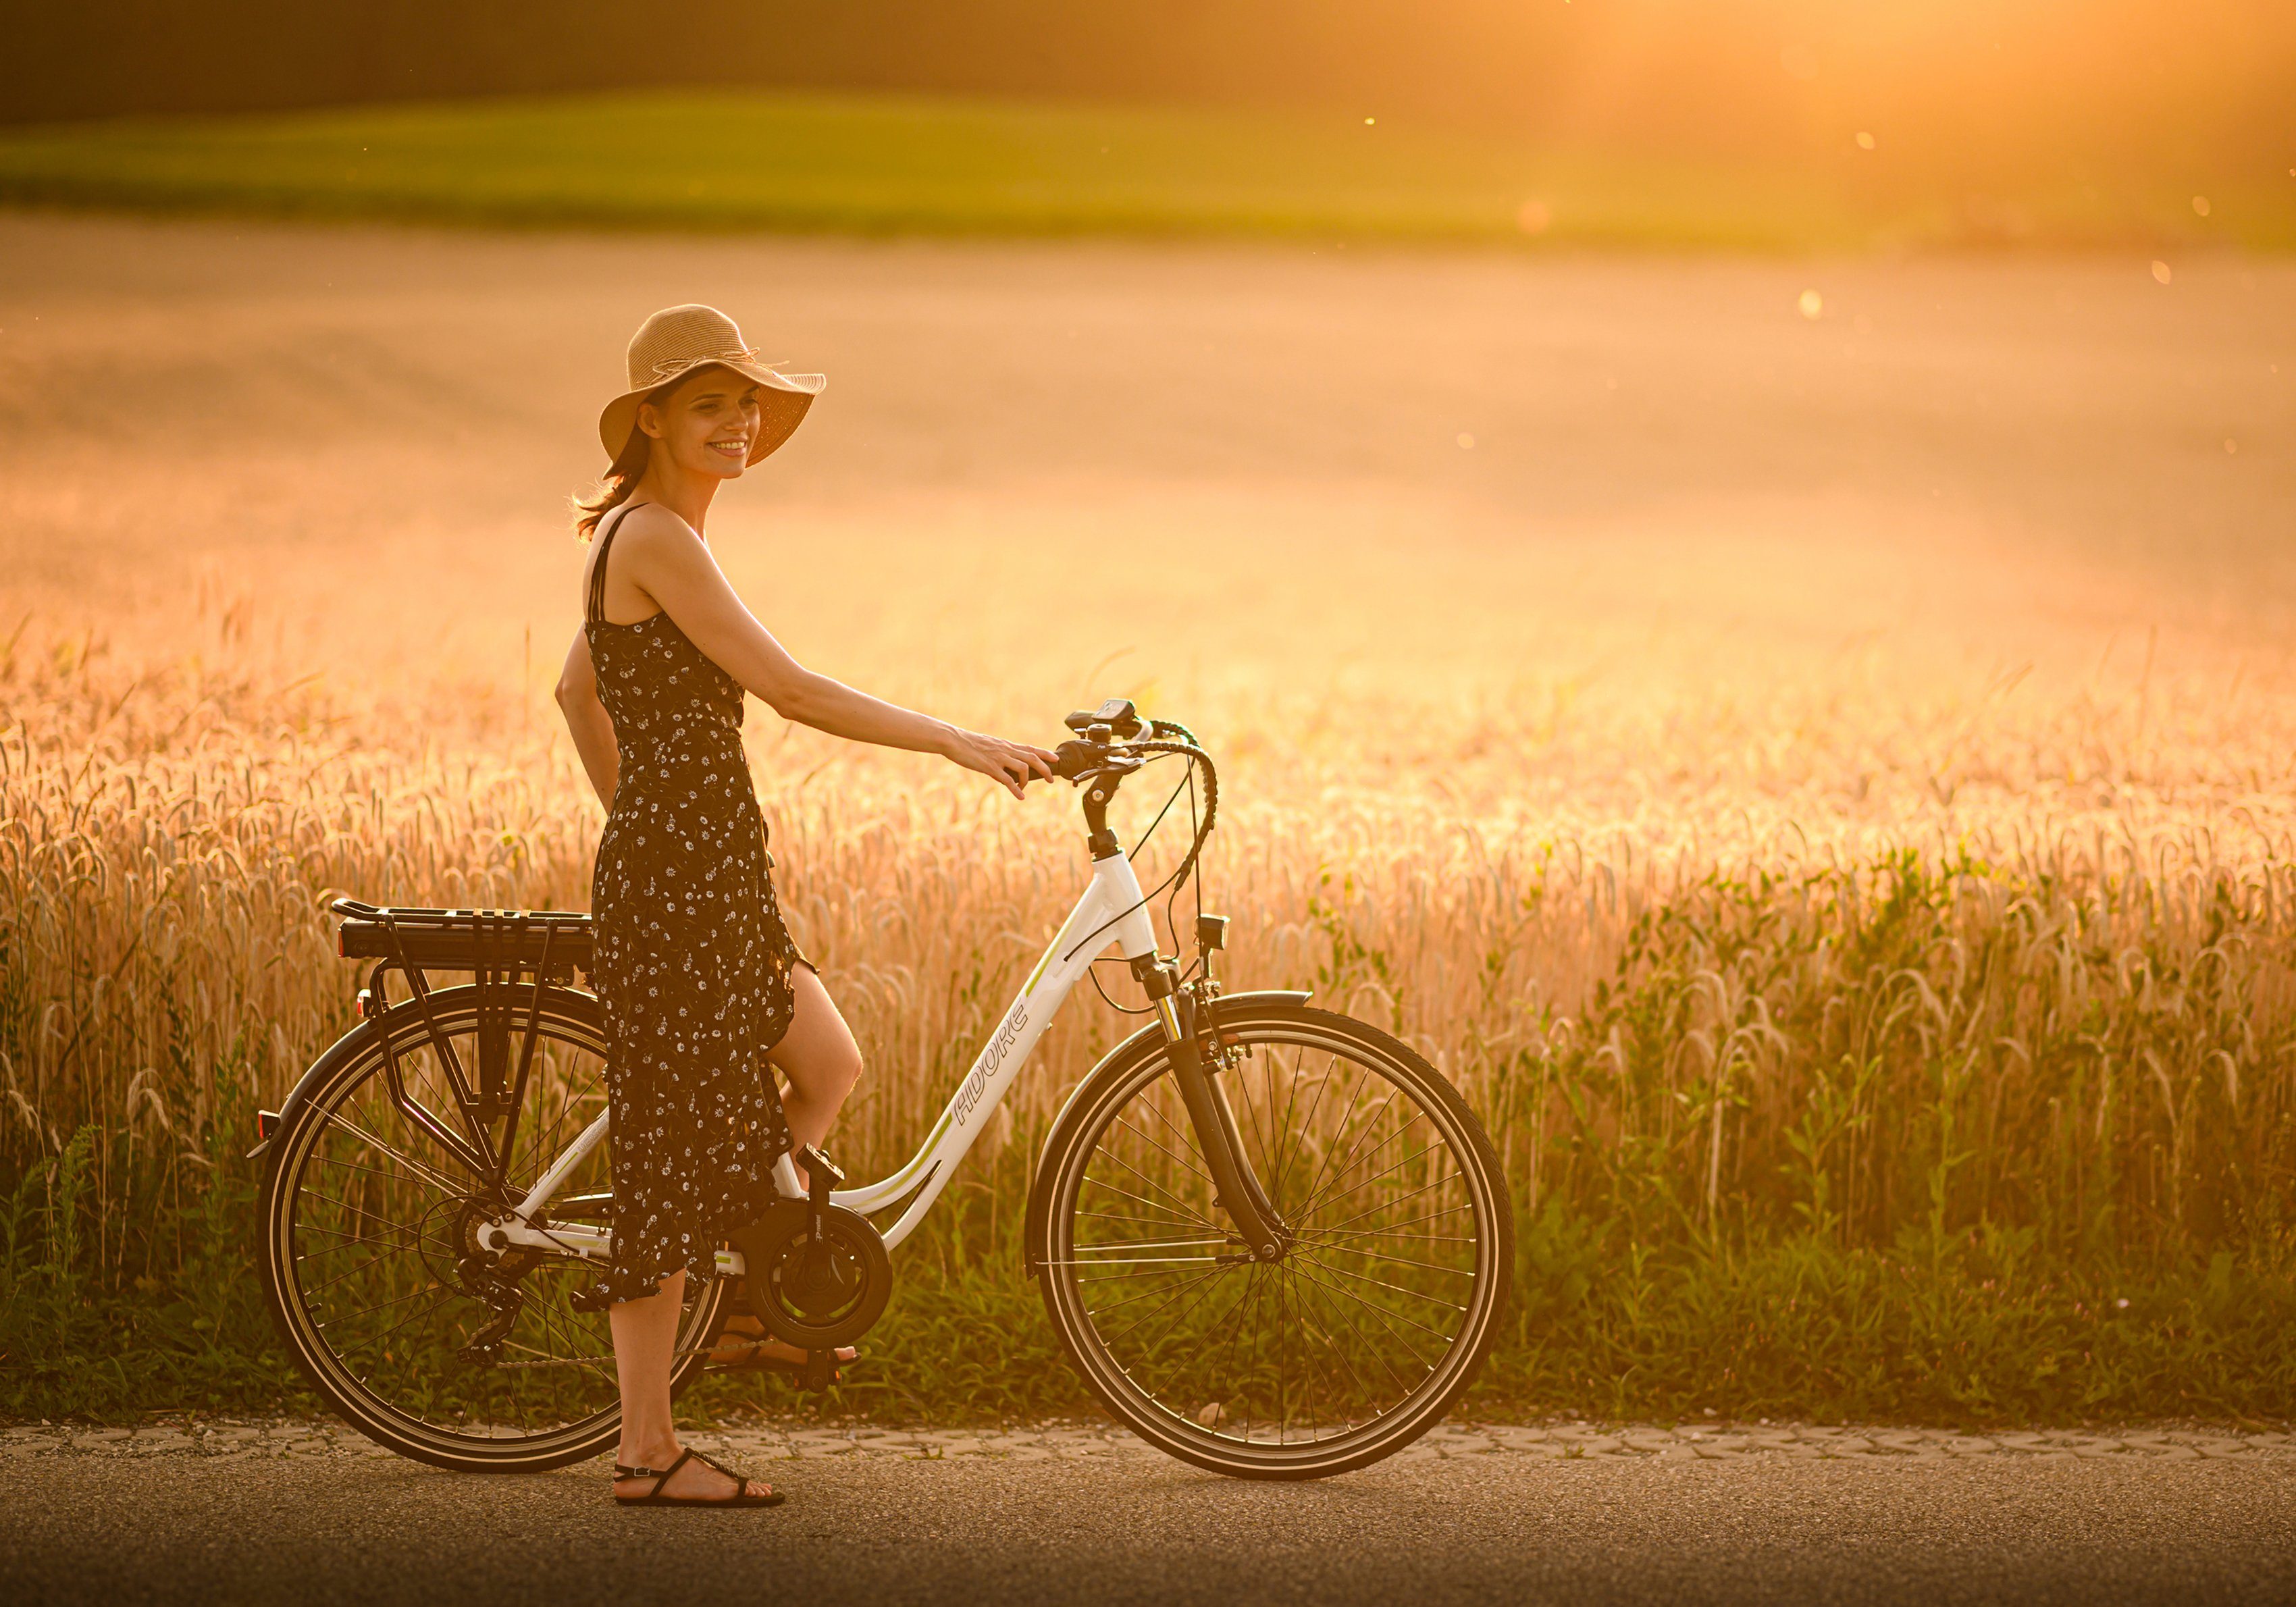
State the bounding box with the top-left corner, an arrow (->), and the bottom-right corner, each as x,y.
573,409 -> 658,541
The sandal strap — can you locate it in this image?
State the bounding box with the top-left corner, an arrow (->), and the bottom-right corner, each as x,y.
612,1447 -> 696,1485
688,1448 -> 760,1495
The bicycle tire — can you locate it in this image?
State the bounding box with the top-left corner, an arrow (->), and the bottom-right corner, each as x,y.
259,987 -> 728,1473
1037,1002 -> 1513,1479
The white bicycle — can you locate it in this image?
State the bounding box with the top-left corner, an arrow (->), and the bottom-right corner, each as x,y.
254,702 -> 1514,1480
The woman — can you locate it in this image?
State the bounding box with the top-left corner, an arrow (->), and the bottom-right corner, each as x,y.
556,305 -> 1055,1508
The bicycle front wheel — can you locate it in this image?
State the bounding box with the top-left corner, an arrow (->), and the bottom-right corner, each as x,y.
259,987 -> 729,1473
1038,1003 -> 1513,1479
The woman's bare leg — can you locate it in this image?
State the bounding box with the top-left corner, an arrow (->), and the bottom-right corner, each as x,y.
610,1272 -> 761,1500
716,966 -> 866,1367
774,966 -> 864,1172
611,1273 -> 688,1471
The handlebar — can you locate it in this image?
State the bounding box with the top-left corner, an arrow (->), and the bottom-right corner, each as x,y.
1052,712 -> 1220,897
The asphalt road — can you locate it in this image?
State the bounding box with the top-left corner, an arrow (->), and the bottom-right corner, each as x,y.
8,1440 -> 2295,1607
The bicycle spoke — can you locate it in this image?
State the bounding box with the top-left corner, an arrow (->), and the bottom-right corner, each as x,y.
292,1226 -> 422,1255
1070,1236 -> 1234,1254
1074,1208 -> 1220,1234
1267,1047 -> 1322,1203
1286,1257 -> 1443,1377
313,1109 -> 473,1199
331,1286 -> 454,1356
1087,1263 -> 1229,1327
1284,1261 -> 1421,1394
1270,1051 -> 1342,1207
1297,1084 -> 1406,1230
1290,1253 -> 1463,1340
1091,1263 -> 1233,1340
1075,1263 -> 1231,1286
290,1188 -> 423,1240
295,1242 -> 421,1300
305,1148 -> 463,1199
1299,1139 -> 1447,1223
1053,1022 -> 1508,1467
1311,1175 -> 1465,1239
273,1000 -> 638,1452
1102,1111 -> 1230,1221
1313,1184 -> 1469,1240
1306,1241 -> 1477,1279
1302,1207 -> 1475,1245
1293,1107 -> 1426,1219
1292,1246 -> 1467,1314
1281,1263 -> 1375,1427
1077,1169 -> 1218,1233
1110,1113 -> 1216,1192
315,1280 -> 442,1333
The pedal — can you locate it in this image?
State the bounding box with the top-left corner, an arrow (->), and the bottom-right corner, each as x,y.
799,1350 -> 839,1393
798,1145 -> 846,1194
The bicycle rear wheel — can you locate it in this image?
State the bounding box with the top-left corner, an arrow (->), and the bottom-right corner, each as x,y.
1037,1003 -> 1513,1479
259,987 -> 728,1472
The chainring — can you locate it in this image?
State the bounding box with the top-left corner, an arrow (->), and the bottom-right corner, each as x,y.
731,1200 -> 893,1351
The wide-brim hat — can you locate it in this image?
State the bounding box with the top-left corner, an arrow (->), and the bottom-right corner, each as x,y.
598,303 -> 825,466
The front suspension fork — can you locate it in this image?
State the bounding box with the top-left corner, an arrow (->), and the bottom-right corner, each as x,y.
1136,959 -> 1288,1262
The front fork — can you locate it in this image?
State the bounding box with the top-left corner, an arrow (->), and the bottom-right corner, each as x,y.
1132,954 -> 1290,1263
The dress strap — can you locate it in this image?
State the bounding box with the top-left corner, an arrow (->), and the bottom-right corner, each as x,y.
585,501 -> 650,625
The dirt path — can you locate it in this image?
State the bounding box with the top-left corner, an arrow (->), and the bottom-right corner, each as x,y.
7,1419 -> 2294,1605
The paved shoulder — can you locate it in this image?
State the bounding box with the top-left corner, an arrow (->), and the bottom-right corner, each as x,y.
10,1417 -> 2291,1465
5,1421 -> 2293,1606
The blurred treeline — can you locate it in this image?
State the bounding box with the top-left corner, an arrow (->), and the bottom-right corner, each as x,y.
16,0 -> 2293,180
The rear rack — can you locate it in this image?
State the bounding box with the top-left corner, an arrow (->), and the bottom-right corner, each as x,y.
319,899 -> 599,1189
332,898 -> 592,978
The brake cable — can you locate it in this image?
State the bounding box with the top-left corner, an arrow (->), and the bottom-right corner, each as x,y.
1060,735 -> 1220,967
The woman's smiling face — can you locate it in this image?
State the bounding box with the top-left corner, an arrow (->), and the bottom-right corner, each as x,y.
638,365 -> 763,479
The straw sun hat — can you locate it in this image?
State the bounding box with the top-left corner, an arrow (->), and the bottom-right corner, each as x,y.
598,304 -> 825,465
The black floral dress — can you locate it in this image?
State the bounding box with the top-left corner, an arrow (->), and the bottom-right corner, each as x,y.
583,501 -> 809,1305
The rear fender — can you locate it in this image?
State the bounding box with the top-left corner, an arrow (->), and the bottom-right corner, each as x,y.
249,984 -> 602,1171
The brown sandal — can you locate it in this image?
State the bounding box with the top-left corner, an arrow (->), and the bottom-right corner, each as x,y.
612,1448 -> 784,1508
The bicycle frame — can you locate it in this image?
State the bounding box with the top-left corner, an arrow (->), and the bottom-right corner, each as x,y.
481,845 -> 1164,1272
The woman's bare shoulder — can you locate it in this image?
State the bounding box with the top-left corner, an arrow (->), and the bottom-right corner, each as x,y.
615,502 -> 702,546
610,504 -> 713,576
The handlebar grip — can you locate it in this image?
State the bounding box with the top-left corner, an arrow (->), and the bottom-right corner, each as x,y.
1051,740 -> 1101,781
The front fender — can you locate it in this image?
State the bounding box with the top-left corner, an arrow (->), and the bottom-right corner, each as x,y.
1022,988 -> 1310,1275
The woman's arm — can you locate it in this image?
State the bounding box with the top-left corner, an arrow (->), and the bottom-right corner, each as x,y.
554,627 -> 620,809
608,512 -> 1055,798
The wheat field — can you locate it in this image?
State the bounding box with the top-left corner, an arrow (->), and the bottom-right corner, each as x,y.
4,212 -> 2295,1420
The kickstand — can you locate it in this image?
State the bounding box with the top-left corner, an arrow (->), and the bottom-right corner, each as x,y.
799,1350 -> 838,1392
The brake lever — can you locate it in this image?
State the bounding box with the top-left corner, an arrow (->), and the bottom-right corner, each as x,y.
1052,739 -> 1147,784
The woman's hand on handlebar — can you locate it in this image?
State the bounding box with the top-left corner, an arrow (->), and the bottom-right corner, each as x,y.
944,729 -> 1059,799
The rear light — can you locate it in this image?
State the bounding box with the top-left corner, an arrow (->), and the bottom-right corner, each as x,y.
256,1109 -> 282,1142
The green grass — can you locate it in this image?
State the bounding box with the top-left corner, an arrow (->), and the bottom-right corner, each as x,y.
11,1124 -> 2293,1431
0,89 -> 2285,251
11,851 -> 2296,1428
